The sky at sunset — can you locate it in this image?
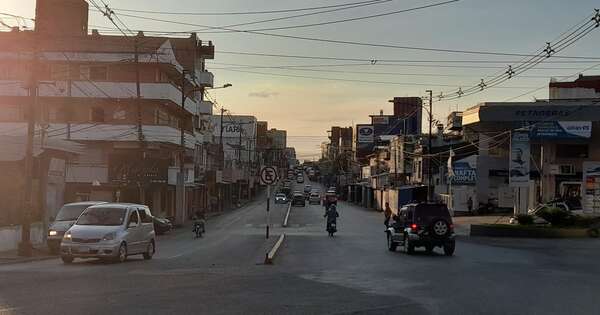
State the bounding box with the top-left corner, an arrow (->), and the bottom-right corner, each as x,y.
2,0 -> 600,160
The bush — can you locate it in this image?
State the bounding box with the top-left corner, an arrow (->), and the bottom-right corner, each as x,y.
537,207 -> 574,226
573,215 -> 600,228
516,214 -> 534,225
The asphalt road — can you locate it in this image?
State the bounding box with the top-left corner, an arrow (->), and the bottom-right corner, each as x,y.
1,180 -> 599,315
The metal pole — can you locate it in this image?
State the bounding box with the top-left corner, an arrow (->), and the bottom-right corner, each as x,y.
19,43 -> 38,256
219,108 -> 225,213
135,40 -> 145,205
177,70 -> 187,224
266,184 -> 270,239
426,90 -> 433,201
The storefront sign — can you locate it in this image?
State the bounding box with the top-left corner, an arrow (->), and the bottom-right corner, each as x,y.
530,121 -> 591,139
509,131 -> 530,187
372,116 -> 389,125
451,162 -> 476,185
582,162 -> 600,214
357,125 -> 374,143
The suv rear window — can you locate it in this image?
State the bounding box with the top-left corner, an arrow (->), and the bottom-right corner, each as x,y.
415,204 -> 451,218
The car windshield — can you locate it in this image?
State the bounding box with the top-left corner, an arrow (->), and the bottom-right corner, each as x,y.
416,204 -> 450,218
55,204 -> 92,221
276,194 -> 286,198
76,207 -> 127,226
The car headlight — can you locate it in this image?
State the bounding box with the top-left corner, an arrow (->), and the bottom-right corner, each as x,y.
48,230 -> 57,236
63,232 -> 72,240
102,232 -> 116,241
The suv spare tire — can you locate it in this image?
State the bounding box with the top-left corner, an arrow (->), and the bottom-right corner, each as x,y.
431,219 -> 450,238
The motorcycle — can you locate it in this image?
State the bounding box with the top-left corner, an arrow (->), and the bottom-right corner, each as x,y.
327,221 -> 337,237
192,220 -> 205,238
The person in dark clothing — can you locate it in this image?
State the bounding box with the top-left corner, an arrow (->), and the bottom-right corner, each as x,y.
467,197 -> 473,214
383,202 -> 393,228
324,204 -> 339,229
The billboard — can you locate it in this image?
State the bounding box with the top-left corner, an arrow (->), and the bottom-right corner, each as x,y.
357,125 -> 374,143
451,160 -> 476,185
509,131 -> 530,187
583,162 -> 600,214
530,121 -> 591,139
372,116 -> 389,125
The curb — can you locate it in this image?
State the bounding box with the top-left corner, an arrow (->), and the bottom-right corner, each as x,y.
471,224 -> 590,238
0,255 -> 57,266
265,233 -> 286,265
282,203 -> 292,227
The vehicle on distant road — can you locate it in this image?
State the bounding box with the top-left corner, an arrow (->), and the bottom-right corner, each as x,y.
275,193 -> 288,204
386,203 -> 455,256
292,192 -> 306,207
47,201 -> 107,254
324,191 -> 337,209
152,216 -> 172,235
303,184 -> 312,198
60,203 -> 156,264
309,192 -> 321,205
297,176 -> 304,183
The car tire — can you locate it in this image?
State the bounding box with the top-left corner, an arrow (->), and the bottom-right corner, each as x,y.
431,219 -> 451,239
387,233 -> 397,252
115,243 -> 127,263
404,234 -> 415,255
443,240 -> 456,256
61,255 -> 74,264
143,241 -> 155,260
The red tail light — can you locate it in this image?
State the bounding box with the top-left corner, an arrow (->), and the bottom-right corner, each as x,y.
410,223 -> 418,230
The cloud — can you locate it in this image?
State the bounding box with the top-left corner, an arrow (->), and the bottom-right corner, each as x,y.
248,90 -> 279,98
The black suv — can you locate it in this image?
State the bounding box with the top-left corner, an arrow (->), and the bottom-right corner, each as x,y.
386,203 -> 455,256
291,192 -> 306,207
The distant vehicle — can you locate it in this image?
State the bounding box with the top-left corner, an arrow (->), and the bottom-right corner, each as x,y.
328,186 -> 337,193
152,217 -> 172,235
47,201 -> 107,254
324,191 -> 337,209
386,203 -> 455,256
275,193 -> 288,204
292,192 -> 306,207
309,192 -> 321,205
60,203 -> 156,264
297,176 -> 304,183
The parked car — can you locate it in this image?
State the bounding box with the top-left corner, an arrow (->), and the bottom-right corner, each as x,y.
60,203 -> 156,264
297,176 -> 304,184
275,193 -> 288,204
291,192 -> 306,207
152,216 -> 173,235
304,185 -> 312,198
386,203 -> 456,256
309,192 -> 321,205
47,201 -> 107,254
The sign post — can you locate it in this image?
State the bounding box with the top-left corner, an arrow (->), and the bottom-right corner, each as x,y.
260,166 -> 278,239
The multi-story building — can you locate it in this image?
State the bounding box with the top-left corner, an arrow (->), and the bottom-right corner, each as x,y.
0,0 -> 215,224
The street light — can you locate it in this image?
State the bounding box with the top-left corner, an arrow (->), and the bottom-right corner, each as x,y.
425,90 -> 433,202
206,83 -> 232,90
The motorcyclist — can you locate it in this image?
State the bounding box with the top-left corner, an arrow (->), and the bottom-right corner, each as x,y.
323,204 -> 339,230
192,211 -> 206,236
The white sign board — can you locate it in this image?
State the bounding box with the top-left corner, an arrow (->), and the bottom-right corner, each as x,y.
260,166 -> 278,185
509,131 -> 530,187
357,125 -> 374,143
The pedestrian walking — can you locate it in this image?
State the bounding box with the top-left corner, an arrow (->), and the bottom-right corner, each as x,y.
384,202 -> 392,228
467,196 -> 473,214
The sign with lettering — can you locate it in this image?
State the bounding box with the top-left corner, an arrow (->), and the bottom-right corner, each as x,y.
357,125 -> 374,143
530,121 -> 591,139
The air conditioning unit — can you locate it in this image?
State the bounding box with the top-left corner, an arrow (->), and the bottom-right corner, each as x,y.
550,164 -> 575,175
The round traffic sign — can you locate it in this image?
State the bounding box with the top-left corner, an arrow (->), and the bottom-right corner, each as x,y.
260,166 -> 278,185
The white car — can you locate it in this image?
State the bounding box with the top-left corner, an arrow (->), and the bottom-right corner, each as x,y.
60,203 -> 156,264
275,193 -> 288,204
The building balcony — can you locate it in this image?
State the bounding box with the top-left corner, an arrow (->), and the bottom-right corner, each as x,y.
0,122 -> 197,149
198,100 -> 213,115
195,71 -> 214,88
0,80 -> 199,115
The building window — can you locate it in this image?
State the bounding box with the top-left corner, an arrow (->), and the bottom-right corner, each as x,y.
90,107 -> 105,123
80,65 -> 108,81
50,64 -> 69,80
556,144 -> 588,158
155,109 -> 169,125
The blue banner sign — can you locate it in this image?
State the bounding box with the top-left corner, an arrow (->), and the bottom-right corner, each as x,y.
530,121 -> 591,139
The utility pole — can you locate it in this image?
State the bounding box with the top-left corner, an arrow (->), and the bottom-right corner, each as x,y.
19,41 -> 38,257
426,90 -> 433,202
218,107 -> 225,212
135,39 -> 145,205
176,70 -> 187,225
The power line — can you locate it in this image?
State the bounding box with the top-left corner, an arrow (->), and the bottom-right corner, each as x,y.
191,0 -> 459,34
109,9 -> 600,60
111,0 -> 389,16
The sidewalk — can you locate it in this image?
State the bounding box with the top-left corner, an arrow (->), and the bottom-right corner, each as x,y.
453,215 -> 510,236
0,247 -> 56,265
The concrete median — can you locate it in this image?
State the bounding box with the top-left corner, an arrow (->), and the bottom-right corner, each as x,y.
282,203 -> 292,227
264,233 -> 285,265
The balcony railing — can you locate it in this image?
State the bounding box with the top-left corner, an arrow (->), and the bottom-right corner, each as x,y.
196,71 -> 214,87
0,80 -> 199,115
